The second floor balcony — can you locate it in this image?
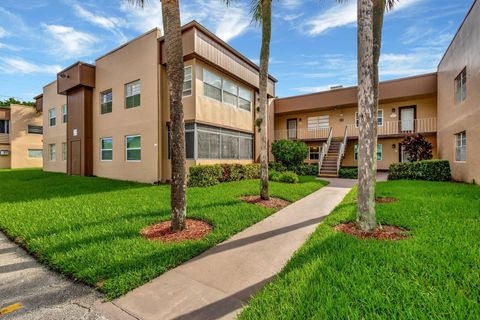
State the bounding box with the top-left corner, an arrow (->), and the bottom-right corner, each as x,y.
274,117 -> 437,141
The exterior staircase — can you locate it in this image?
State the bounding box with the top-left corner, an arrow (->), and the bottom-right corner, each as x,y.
319,139 -> 343,177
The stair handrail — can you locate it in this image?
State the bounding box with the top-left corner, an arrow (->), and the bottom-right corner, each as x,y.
336,126 -> 348,175
318,127 -> 333,176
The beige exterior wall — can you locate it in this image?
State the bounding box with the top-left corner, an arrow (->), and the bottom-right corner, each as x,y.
10,104 -> 43,168
42,81 -> 67,173
437,0 -> 480,183
0,144 -> 10,169
93,29 -> 161,183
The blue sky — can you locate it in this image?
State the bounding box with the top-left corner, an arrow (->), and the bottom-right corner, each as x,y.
0,0 -> 473,101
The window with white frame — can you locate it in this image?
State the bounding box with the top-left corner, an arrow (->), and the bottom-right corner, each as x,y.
125,80 -> 141,109
355,110 -> 384,127
183,66 -> 192,97
309,146 -> 320,160
126,135 -> 141,161
48,108 -> 56,126
49,144 -> 56,161
203,69 -> 222,102
28,149 -> 42,158
354,144 -> 382,161
62,142 -> 67,161
28,125 -> 43,134
307,116 -> 329,131
62,104 -> 67,123
455,131 -> 466,161
0,120 -> 9,134
238,87 -> 252,111
455,68 -> 467,104
101,90 -> 113,114
222,79 -> 238,106
101,137 -> 113,161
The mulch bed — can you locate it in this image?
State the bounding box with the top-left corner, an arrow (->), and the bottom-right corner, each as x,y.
241,195 -> 290,210
335,222 -> 409,241
140,219 -> 212,243
376,197 -> 398,203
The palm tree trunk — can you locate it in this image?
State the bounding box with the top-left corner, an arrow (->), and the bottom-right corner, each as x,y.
357,0 -> 377,232
162,0 -> 187,231
259,0 -> 271,201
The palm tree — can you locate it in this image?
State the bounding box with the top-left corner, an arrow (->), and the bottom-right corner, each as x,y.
356,0 -> 397,231
224,0 -> 272,200
127,0 -> 187,231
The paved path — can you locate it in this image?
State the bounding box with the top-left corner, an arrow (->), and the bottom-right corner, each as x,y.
0,233 -> 106,320
96,178 -> 355,320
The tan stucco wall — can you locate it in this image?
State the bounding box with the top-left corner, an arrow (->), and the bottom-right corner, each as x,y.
93,29 -> 161,183
42,81 -> 67,173
274,96 -> 437,139
10,104 -> 43,168
437,0 -> 480,183
0,145 -> 11,169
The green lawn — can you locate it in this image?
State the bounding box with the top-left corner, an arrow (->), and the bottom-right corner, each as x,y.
0,169 -> 326,299
240,180 -> 480,319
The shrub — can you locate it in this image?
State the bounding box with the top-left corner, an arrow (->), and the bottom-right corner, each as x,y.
339,167 -> 358,179
269,170 -> 299,184
402,134 -> 433,161
269,161 -> 287,173
388,160 -> 451,182
243,163 -> 261,179
271,140 -> 308,167
291,163 -> 319,176
188,165 -> 223,187
221,164 -> 244,182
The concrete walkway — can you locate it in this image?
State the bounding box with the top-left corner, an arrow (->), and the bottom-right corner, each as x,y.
96,178 -> 355,320
0,232 -> 105,320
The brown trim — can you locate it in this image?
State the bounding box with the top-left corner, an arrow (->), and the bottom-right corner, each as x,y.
286,118 -> 298,139
399,105 -> 417,133
438,0 -> 478,67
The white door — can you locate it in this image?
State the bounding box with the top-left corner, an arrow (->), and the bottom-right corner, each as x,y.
401,108 -> 415,132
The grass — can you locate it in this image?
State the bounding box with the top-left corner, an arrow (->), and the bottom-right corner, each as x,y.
239,180 -> 480,319
0,169 -> 326,299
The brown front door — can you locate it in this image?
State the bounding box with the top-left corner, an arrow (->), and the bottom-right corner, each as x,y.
70,140 -> 81,176
287,119 -> 297,139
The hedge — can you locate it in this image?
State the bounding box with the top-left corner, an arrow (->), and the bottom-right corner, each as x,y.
269,170 -> 299,184
268,162 -> 318,176
189,163 -> 261,187
339,167 -> 358,179
388,160 -> 451,182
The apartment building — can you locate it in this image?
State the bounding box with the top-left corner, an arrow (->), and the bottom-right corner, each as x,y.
38,21 -> 276,183
0,104 -> 43,169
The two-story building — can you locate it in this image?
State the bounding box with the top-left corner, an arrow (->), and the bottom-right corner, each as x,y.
0,104 -> 43,169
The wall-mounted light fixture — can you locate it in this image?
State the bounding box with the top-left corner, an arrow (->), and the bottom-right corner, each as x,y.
392,144 -> 396,149
390,108 -> 397,118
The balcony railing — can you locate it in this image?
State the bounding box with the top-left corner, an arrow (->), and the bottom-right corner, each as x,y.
0,133 -> 9,144
274,127 -> 331,141
347,118 -> 436,137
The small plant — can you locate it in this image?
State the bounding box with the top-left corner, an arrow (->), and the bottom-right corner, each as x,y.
402,134 -> 433,161
339,167 -> 358,179
271,140 -> 308,168
269,170 -> 299,184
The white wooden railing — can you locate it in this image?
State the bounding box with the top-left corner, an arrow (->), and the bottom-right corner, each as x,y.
336,126 -> 348,175
0,134 -> 9,144
346,118 -> 437,137
275,127 -> 331,141
318,127 -> 333,176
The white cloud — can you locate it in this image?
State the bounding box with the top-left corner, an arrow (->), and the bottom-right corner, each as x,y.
305,0 -> 422,36
282,0 -> 303,10
0,57 -> 62,74
0,26 -> 7,38
120,0 -> 251,42
42,24 -> 98,58
291,85 -> 339,94
379,50 -> 440,76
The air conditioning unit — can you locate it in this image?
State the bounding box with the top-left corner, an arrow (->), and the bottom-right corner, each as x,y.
0,150 -> 10,156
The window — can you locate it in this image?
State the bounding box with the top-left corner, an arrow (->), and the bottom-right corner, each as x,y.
28,149 -> 42,158
48,144 -> 56,161
126,135 -> 141,161
455,131 -> 466,161
309,146 -> 320,160
238,87 -> 252,111
455,68 -> 467,104
354,144 -> 382,161
101,138 -> 113,161
355,110 -> 384,127
183,66 -> 192,97
222,79 -> 238,106
307,116 -> 329,131
0,120 -> 9,134
48,108 -> 56,126
62,142 -> 67,161
62,104 -> 67,123
125,80 -> 141,109
101,90 -> 113,114
28,125 -> 43,134
203,69 -> 222,102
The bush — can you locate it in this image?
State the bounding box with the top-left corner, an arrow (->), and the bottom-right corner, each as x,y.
339,167 -> 358,179
243,163 -> 261,179
271,140 -> 308,167
221,164 -> 244,182
269,161 -> 287,173
188,165 -> 223,187
269,170 -> 299,184
291,163 -> 319,176
402,134 -> 433,161
388,160 -> 451,182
